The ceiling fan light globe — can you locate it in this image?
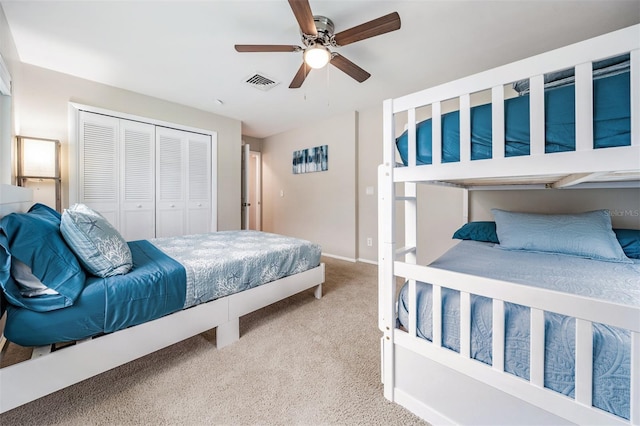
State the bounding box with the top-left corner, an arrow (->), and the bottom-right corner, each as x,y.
304,46 -> 331,69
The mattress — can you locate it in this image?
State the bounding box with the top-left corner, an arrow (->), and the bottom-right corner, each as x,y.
397,240 -> 640,420
150,230 -> 323,308
4,231 -> 322,347
396,70 -> 631,165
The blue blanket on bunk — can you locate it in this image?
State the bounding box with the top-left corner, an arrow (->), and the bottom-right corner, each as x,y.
398,241 -> 640,420
396,71 -> 631,165
4,240 -> 187,346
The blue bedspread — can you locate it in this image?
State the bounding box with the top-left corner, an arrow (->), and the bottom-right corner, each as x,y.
151,230 -> 322,308
398,241 -> 640,420
396,71 -> 631,165
4,240 -> 186,346
4,231 -> 322,347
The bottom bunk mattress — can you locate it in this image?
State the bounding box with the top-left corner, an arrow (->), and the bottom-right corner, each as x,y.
4,230 -> 322,347
397,240 -> 640,420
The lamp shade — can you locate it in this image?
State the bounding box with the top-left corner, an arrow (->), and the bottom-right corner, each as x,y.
18,137 -> 59,178
304,46 -> 331,69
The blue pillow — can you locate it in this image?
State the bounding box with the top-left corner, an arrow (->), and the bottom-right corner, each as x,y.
0,203 -> 86,311
453,221 -> 639,260
491,209 -> 631,263
61,203 -> 132,277
613,228 -> 640,259
452,221 -> 499,244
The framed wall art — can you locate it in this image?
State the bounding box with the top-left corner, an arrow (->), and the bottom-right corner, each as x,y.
292,145 -> 328,174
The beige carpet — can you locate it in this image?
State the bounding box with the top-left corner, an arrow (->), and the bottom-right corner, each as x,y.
0,257 -> 426,425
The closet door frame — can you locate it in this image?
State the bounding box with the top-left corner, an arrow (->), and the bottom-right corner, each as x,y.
68,102 -> 218,233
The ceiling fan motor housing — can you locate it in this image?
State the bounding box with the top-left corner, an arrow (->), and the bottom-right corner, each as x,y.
302,15 -> 336,47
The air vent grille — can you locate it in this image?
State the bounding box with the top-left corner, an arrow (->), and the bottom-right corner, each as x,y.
244,73 -> 280,91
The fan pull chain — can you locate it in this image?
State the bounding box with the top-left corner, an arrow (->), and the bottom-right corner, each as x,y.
326,66 -> 330,107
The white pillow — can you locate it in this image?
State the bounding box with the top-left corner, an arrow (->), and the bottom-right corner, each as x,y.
11,259 -> 59,297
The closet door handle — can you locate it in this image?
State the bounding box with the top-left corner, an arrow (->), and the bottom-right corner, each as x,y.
136,204 -> 142,208
170,204 -> 175,208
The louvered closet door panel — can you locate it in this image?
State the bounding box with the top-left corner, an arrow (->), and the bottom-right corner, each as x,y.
120,119 -> 155,241
78,111 -> 119,228
187,134 -> 212,235
156,127 -> 186,237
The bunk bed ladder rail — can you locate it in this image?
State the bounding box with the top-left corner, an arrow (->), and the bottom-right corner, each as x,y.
379,100 -> 423,396
378,99 -> 396,401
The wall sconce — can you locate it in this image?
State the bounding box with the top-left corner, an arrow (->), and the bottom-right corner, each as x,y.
16,136 -> 61,212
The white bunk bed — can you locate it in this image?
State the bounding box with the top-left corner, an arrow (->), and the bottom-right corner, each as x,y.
378,25 -> 639,425
0,187 -> 324,413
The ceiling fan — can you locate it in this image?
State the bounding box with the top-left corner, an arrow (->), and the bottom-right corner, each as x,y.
234,0 -> 401,88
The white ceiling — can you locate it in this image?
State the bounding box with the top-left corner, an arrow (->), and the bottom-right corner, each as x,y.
2,1 -> 639,138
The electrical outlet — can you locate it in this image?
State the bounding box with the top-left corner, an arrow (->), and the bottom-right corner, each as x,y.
366,237 -> 373,247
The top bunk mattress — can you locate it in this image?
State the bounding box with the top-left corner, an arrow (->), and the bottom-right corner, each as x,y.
396,65 -> 631,166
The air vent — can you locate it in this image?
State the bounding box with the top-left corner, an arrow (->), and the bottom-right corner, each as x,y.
244,73 -> 280,91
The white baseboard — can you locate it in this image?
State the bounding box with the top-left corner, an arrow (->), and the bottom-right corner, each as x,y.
321,253 -> 378,265
321,253 -> 356,263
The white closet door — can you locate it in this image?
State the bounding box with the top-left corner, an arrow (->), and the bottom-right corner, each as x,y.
187,133 -> 212,235
78,111 -> 119,227
156,127 -> 186,237
120,120 -> 155,241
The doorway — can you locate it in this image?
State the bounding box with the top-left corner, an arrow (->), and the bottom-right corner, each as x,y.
241,144 -> 262,230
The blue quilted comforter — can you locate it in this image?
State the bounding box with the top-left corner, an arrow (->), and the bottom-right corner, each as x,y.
398,241 -> 639,420
5,231 -> 322,346
151,230 -> 322,308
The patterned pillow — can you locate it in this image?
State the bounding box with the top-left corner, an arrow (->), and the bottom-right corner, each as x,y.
61,204 -> 132,277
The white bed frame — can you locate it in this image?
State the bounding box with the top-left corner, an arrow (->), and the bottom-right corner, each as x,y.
378,25 -> 640,425
0,188 -> 325,413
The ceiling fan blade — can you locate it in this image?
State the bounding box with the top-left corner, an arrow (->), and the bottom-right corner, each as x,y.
334,12 -> 401,46
330,54 -> 371,83
289,62 -> 312,88
287,0 -> 317,36
235,44 -> 301,53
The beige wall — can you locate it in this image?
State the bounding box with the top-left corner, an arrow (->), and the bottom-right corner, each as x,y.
262,112 -> 357,260
470,188 -> 640,229
9,63 -> 242,231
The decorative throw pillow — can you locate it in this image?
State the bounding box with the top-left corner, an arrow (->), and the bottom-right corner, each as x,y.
613,228 -> 640,259
61,203 -> 133,277
0,203 -> 86,311
492,209 -> 631,263
452,221 -> 499,244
